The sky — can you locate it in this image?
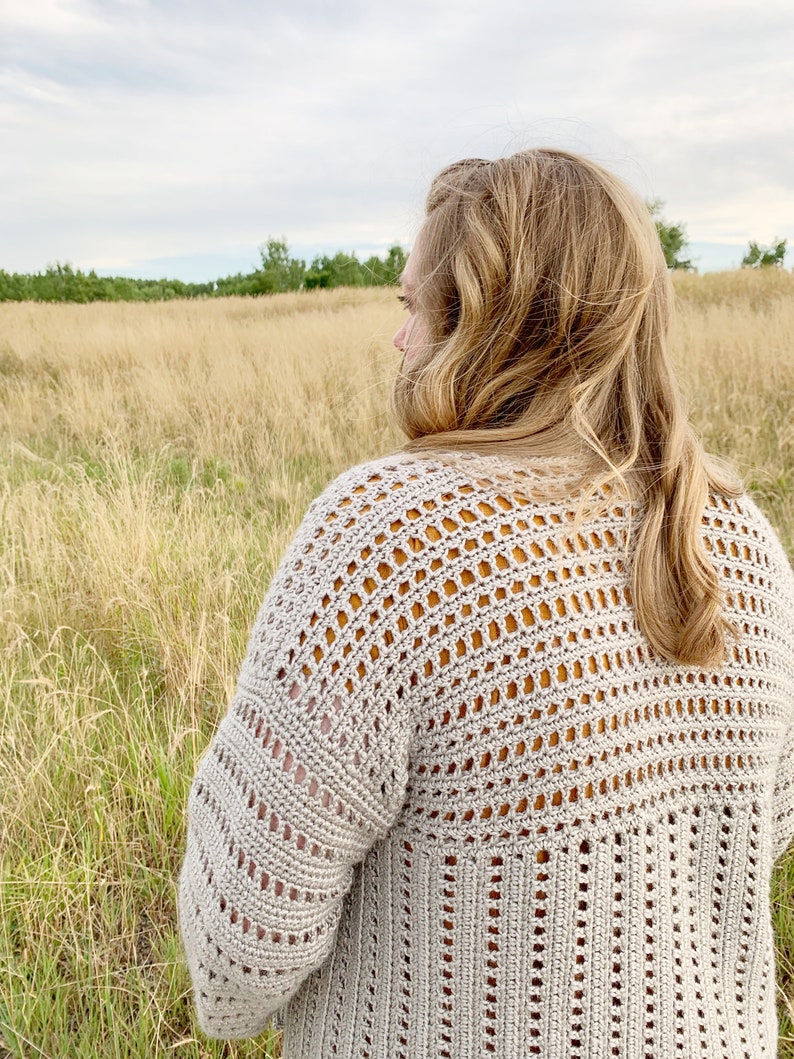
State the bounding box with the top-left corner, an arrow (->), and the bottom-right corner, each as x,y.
2,0 -> 793,280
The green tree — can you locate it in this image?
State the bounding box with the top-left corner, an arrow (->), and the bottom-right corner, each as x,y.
647,200 -> 693,271
304,251 -> 365,290
362,245 -> 407,285
256,238 -> 306,292
741,238 -> 787,268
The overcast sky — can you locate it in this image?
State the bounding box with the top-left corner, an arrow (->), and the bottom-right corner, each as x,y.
2,0 -> 793,279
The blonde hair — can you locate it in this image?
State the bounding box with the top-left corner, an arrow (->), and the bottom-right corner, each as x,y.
389,148 -> 742,667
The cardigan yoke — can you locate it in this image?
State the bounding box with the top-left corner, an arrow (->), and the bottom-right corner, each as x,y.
179,451 -> 794,1058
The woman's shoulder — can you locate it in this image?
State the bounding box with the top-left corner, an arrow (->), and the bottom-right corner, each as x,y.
311,449 -> 585,515
704,488 -> 794,588
288,450 -> 604,588
317,450 -> 455,496
280,453 -> 457,573
705,488 -> 787,544
303,451 -> 458,525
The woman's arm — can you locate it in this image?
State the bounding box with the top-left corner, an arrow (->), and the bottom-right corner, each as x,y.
178,464 -> 417,1039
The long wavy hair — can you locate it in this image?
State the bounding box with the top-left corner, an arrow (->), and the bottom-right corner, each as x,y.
389,148 -> 741,667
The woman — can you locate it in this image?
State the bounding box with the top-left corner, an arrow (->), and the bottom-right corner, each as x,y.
178,149 -> 794,1057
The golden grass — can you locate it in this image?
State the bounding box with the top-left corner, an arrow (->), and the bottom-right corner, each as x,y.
1,273 -> 793,1057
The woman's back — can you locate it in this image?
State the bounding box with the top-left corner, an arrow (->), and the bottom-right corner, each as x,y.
180,450 -> 794,1058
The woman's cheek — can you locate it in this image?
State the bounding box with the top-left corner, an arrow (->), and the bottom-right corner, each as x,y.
405,317 -> 429,361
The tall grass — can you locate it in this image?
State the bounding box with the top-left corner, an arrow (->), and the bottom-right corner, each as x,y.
1,274 -> 793,1057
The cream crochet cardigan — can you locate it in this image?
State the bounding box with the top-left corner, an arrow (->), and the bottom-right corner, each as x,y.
178,451 -> 794,1058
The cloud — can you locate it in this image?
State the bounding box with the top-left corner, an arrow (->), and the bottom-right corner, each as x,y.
1,0 -> 792,275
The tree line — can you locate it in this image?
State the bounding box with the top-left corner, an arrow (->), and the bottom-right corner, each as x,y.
0,211 -> 788,304
0,240 -> 408,304
650,202 -> 787,272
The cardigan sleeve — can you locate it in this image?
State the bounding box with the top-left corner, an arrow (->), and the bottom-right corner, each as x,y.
769,518 -> 794,860
177,467 -> 417,1039
772,722 -> 794,863
750,502 -> 794,865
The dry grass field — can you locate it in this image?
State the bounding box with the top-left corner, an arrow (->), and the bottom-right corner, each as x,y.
1,273 -> 793,1057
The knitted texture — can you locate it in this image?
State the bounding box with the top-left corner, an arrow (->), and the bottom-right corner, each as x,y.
178,451 -> 794,1057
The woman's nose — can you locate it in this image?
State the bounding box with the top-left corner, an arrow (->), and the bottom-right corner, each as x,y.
393,321 -> 407,352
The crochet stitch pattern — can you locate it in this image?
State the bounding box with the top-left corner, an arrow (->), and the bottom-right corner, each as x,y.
179,450 -> 794,1058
